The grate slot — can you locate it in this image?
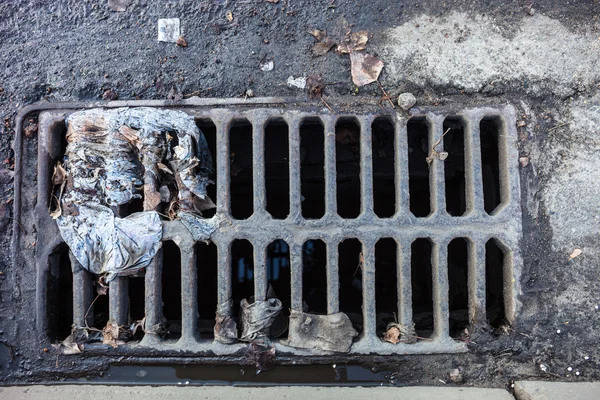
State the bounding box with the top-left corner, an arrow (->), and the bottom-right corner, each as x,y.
407,118 -> 431,217
265,118 -> 290,219
448,238 -> 469,337
443,117 -> 467,216
335,117 -> 362,219
197,241 -> 218,337
372,116 -> 396,218
230,118 -> 254,220
161,240 -> 182,340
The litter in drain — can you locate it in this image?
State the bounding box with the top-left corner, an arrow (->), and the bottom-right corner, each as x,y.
11,98 -> 523,359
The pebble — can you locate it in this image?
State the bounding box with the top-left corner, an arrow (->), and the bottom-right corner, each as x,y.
397,92 -> 417,110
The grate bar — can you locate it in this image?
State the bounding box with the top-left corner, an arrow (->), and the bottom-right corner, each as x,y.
429,114 -> 447,217
323,116 -> 337,218
215,116 -> 231,217
70,253 -> 93,328
254,240 -> 268,302
109,277 -> 129,326
179,242 -> 199,342
395,118 -> 410,218
141,247 -> 163,345
465,114 -> 485,214
361,239 -> 376,338
216,240 -> 232,316
288,117 -> 302,222
289,242 -> 303,311
326,238 -> 340,314
469,239 -> 487,325
252,116 -> 266,216
432,240 -> 450,339
397,238 -> 413,327
360,116 -> 375,217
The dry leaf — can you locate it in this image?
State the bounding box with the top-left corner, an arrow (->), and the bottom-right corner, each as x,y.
309,29 -> 328,41
102,322 -> 120,348
338,30 -> 369,54
312,41 -> 335,56
226,10 -> 233,22
176,36 -> 188,47
306,74 -> 325,98
349,52 -> 384,86
437,151 -> 449,161
383,323 -> 417,344
383,325 -> 401,344
52,162 -> 67,186
157,162 -> 173,175
569,248 -> 582,259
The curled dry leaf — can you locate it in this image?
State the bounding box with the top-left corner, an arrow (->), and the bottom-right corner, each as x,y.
349,52 -> 384,86
226,10 -> 233,22
338,30 -> 369,54
306,74 -> 325,98
309,29 -> 335,56
569,248 -> 582,259
176,36 -> 188,47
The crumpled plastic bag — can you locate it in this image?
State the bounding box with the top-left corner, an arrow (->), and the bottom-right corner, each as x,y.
56,203 -> 162,281
239,298 -> 283,342
285,310 -> 358,352
54,107 -> 215,282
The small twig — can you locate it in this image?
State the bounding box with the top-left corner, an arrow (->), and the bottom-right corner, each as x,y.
377,80 -> 395,109
416,336 -> 434,341
182,88 -> 212,98
83,293 -> 103,330
257,53 -> 268,69
548,122 -> 568,132
321,96 -> 333,112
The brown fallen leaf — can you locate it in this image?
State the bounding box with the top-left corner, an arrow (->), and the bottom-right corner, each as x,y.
176,36 -> 188,47
52,161 -> 67,186
312,41 -> 335,56
383,323 -> 417,344
102,89 -> 118,100
337,30 -> 369,54
306,74 -> 325,98
383,325 -> 401,344
349,52 -> 384,86
309,29 -> 328,41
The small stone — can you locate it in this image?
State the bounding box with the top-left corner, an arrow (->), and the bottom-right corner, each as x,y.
397,92 -> 417,110
519,156 -> 530,168
585,356 -> 590,360
556,329 -> 561,334
576,371 -> 580,376
567,367 -> 573,372
449,368 -> 463,383
245,89 -> 255,98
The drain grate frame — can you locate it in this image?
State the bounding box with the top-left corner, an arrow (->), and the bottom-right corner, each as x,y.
12,97 -> 523,359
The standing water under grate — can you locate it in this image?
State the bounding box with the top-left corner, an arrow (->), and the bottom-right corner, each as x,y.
12,98 -> 522,359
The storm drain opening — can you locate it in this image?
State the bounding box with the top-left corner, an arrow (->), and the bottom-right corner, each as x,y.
161,241 -> 182,340
300,118 -> 325,219
196,118 -> 217,218
25,102 -> 522,358
486,238 -> 507,329
443,117 -> 467,216
197,241 -> 218,338
375,238 -> 398,337
230,119 -> 254,220
231,239 -> 254,318
339,239 -> 364,333
480,117 -> 504,215
411,238 -> 434,338
407,118 -> 431,217
371,117 -> 396,218
448,238 -> 469,337
336,118 -> 361,218
47,244 -> 73,342
267,240 -> 291,338
302,240 -> 327,314
265,119 -> 290,219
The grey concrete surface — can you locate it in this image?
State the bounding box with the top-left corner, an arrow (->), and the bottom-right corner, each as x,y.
0,385 -> 516,400
514,381 -> 600,400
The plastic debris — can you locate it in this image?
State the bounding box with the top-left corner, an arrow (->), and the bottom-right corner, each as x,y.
383,322 -> 417,344
108,0 -> 131,12
350,52 -> 384,86
158,18 -> 181,43
214,299 -> 238,344
286,311 -> 358,352
287,76 -> 307,90
239,298 -> 283,342
53,107 -> 215,282
397,92 -> 417,110
260,60 -> 274,72
569,248 -> 582,259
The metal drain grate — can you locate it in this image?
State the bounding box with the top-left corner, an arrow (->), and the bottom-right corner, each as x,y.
13,98 -> 522,358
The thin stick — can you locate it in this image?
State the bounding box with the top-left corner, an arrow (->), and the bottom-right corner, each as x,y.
377,80 -> 395,109
257,53 -> 268,69
321,96 -> 333,112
